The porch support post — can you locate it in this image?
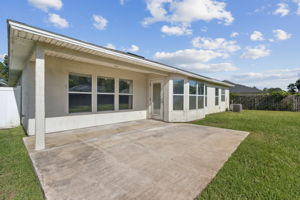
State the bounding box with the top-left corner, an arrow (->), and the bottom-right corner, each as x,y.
35,45 -> 45,150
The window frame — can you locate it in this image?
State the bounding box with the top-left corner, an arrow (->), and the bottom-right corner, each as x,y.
119,79 -> 133,110
173,79 -> 185,111
215,88 -> 220,106
189,80 -> 197,110
188,80 -> 205,110
68,73 -> 92,114
197,82 -> 205,109
205,85 -> 208,107
97,76 -> 115,112
221,88 -> 225,102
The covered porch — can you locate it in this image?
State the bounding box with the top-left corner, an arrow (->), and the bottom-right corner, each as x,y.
8,21 -> 171,150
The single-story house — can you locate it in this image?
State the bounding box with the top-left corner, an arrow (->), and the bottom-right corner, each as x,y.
223,80 -> 265,96
7,20 -> 233,150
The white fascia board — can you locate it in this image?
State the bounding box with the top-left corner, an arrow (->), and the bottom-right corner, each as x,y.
8,20 -> 233,88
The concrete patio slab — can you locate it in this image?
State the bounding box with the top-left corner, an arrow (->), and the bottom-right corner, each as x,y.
24,120 -> 249,200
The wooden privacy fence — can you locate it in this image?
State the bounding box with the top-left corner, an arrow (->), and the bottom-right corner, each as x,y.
231,95 -> 300,111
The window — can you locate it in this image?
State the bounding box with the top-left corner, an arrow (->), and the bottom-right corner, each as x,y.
173,79 -> 184,110
205,86 -> 208,107
189,80 -> 197,110
189,80 -> 205,110
68,74 -> 92,113
97,77 -> 115,111
221,88 -> 225,102
215,88 -> 219,106
198,82 -> 204,109
119,79 -> 133,110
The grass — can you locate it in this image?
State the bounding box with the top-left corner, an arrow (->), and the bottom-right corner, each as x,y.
1,110 -> 299,199
194,110 -> 300,199
0,127 -> 44,200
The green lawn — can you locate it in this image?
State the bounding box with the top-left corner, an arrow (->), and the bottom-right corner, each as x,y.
1,111 -> 299,199
0,127 -> 44,200
194,110 -> 300,199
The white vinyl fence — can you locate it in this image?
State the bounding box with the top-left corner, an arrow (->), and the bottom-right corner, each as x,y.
0,87 -> 21,129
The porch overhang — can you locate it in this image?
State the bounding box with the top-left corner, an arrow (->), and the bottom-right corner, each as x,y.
7,19 -> 234,88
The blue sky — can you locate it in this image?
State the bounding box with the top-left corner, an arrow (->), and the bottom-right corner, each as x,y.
1,0 -> 300,89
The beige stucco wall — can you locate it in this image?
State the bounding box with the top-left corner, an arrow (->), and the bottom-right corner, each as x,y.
205,83 -> 230,115
21,55 -> 230,135
23,56 -> 150,135
44,56 -> 148,117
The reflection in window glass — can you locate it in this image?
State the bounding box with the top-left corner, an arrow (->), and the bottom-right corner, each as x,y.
173,79 -> 184,110
68,74 -> 92,113
173,96 -> 184,110
97,94 -> 114,111
189,96 -> 196,110
189,80 -> 197,94
119,95 -> 133,110
221,88 -> 225,102
69,74 -> 91,92
119,79 -> 133,94
198,96 -> 204,109
69,93 -> 91,113
97,77 -> 114,93
198,82 -> 204,95
173,79 -> 184,94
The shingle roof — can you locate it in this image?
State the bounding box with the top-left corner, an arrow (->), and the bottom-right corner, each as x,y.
223,80 -> 264,94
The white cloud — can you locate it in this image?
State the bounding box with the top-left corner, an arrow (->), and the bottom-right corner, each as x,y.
125,45 -> 140,52
273,3 -> 289,16
105,43 -> 116,49
120,0 -> 125,5
28,0 -> 62,12
232,68 -> 300,89
93,15 -> 108,30
155,49 -> 228,64
292,0 -> 300,15
250,31 -> 264,41
161,25 -> 192,36
143,0 -> 234,27
273,29 -> 291,41
0,54 -> 6,60
48,13 -> 69,28
192,37 -> 240,53
241,45 -> 271,60
230,32 -> 239,38
185,62 -> 238,72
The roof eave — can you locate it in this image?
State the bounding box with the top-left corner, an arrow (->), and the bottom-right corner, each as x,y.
7,19 -> 232,87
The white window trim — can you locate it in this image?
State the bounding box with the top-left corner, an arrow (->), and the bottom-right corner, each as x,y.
97,76 -> 115,112
205,85 -> 208,107
67,73 -> 93,114
189,80 -> 197,110
221,88 -> 225,102
197,82 -> 205,109
119,79 -> 134,110
173,79 -> 185,111
215,88 -> 220,106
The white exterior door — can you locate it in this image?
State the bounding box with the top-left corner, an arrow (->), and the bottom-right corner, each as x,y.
150,80 -> 163,120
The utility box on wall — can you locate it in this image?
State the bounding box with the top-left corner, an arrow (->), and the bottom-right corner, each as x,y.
0,87 -> 21,129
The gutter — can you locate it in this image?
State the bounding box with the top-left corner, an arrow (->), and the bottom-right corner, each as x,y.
7,19 -> 233,88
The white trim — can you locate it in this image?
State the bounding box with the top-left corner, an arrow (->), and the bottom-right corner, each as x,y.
67,72 -> 93,114
8,20 -> 233,88
149,79 -> 164,120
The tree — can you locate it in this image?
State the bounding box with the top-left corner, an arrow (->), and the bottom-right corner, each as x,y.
287,83 -> 297,94
295,78 -> 300,92
266,88 -> 283,94
0,55 -> 9,85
